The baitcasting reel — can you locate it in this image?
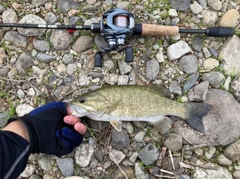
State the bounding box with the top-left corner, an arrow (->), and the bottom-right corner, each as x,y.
95,8 -> 135,67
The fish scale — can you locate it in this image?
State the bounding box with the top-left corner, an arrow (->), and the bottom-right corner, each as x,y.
68,85 -> 212,133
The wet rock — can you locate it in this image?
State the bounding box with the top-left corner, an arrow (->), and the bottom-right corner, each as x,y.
15,53 -> 34,73
183,73 -> 199,92
146,59 -> 160,80
2,9 -> 18,23
4,31 -> 27,47
193,160 -> 233,179
50,29 -> 73,50
174,89 -> 240,146
170,0 -> 191,11
219,35 -> 240,76
163,133 -> 182,152
138,143 -> 159,166
56,158 -> 74,177
74,144 -> 94,167
179,55 -> 198,74
167,41 -> 191,61
18,14 -> 46,36
72,36 -> 94,52
202,71 -> 225,88
111,129 -> 130,150
33,39 -> 51,52
135,163 -> 150,179
220,9 -> 240,28
37,155 -> 53,171
188,81 -> 209,102
217,154 -> 232,166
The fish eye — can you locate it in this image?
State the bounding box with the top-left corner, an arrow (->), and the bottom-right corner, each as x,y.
79,99 -> 85,103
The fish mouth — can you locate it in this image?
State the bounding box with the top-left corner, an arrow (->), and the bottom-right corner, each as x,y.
67,103 -> 87,117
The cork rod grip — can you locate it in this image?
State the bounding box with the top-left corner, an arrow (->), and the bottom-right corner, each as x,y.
141,24 -> 179,36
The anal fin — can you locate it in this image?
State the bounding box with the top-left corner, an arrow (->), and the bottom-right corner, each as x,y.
110,120 -> 122,131
150,117 -> 173,134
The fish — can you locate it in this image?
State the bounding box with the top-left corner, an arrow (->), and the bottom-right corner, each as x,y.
67,85 -> 212,133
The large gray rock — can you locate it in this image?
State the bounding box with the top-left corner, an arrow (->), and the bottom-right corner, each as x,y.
50,29 -> 73,50
219,35 -> 240,76
167,41 -> 191,61
138,143 -> 159,166
174,89 -> 240,146
18,14 -> 46,36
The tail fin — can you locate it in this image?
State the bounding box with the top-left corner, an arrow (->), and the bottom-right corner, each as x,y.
185,103 -> 212,133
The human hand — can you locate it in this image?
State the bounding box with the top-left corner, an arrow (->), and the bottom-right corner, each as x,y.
8,102 -> 87,156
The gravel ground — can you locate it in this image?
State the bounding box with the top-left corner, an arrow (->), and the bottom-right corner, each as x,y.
1,0 -> 240,179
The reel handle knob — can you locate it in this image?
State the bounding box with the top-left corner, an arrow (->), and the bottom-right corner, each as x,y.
125,46 -> 133,62
94,52 -> 103,67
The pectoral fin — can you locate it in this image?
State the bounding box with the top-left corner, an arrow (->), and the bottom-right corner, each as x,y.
110,120 -> 122,131
105,99 -> 122,114
150,116 -> 173,134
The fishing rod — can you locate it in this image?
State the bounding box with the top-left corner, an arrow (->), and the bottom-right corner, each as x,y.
0,8 -> 235,67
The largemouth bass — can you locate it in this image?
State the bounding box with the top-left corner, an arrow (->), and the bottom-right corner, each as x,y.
67,85 -> 212,133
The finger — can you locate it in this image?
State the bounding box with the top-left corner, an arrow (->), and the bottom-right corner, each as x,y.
74,122 -> 87,135
64,115 -> 80,125
66,107 -> 72,115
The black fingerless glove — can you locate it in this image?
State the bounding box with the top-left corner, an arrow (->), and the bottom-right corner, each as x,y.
8,102 -> 83,156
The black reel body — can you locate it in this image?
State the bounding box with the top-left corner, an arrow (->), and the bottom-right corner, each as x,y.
95,8 -> 135,67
